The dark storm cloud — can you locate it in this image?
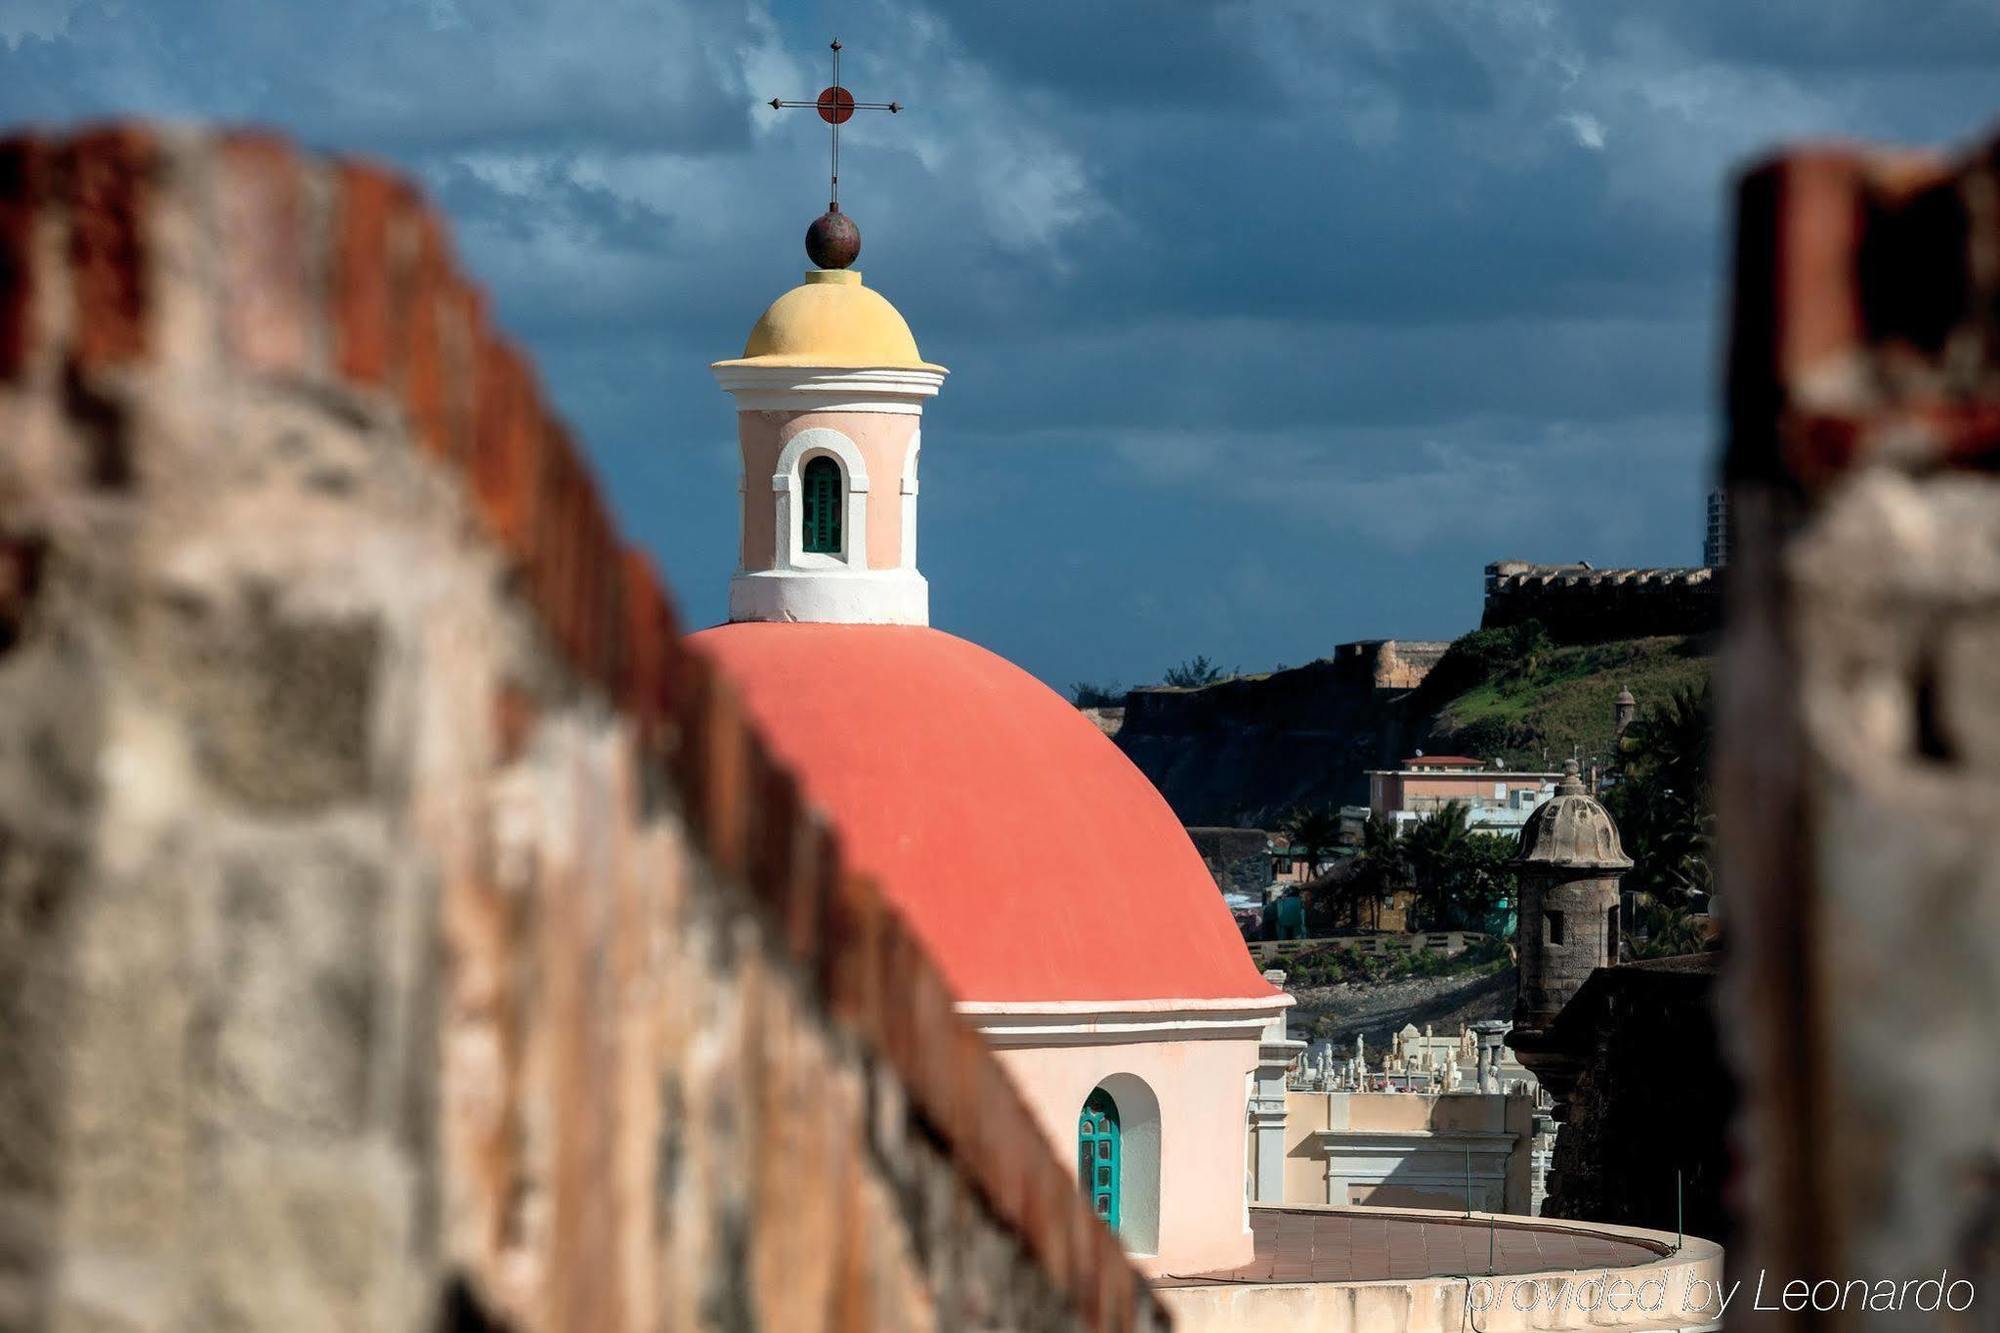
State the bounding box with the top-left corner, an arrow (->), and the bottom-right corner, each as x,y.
2,0 -> 1994,686
0,0 -> 763,151
1574,0 -> 2000,72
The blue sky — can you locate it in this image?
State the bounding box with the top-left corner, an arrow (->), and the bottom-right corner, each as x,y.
4,0 -> 1997,688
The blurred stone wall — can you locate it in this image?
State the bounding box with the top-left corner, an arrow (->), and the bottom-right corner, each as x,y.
1720,127 -> 2000,1325
0,126 -> 1162,1333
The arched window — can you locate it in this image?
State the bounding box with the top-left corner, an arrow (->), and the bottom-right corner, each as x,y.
1078,1089 -> 1121,1228
801,456 -> 843,555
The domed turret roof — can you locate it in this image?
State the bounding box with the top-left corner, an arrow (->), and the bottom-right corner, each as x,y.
712,269 -> 944,371
691,621 -> 1280,1007
1516,760 -> 1633,871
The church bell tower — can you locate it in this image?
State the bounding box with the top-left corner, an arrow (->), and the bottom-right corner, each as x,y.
712,46 -> 943,625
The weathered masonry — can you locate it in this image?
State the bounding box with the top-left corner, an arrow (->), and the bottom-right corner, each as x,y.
0,125 -> 1162,1333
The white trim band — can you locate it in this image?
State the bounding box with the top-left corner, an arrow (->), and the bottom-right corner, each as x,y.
958,993 -> 1292,1048
728,567 -> 929,626
713,364 -> 947,414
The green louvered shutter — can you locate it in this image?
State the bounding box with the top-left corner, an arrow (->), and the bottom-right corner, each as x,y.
1077,1089 -> 1120,1229
802,456 -> 842,554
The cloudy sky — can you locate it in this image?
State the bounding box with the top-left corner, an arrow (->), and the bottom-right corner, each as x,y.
3,1 -> 1997,688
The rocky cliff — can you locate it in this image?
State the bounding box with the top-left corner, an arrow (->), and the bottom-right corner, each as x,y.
1112,641 -> 1445,827
1115,633 -> 1711,828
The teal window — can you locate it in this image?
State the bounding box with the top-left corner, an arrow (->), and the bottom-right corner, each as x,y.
1077,1088 -> 1120,1228
802,456 -> 843,555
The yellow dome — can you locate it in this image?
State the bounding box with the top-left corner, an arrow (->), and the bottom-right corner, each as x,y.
714,270 -> 943,371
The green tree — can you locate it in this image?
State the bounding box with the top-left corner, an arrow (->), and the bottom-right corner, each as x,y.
1348,813 -> 1411,930
1399,802 -> 1522,932
1605,684 -> 1714,908
1163,655 -> 1226,688
1068,680 -> 1123,708
1448,829 -> 1520,935
1280,806 -> 1342,882
1632,899 -> 1716,959
1404,801 -> 1473,930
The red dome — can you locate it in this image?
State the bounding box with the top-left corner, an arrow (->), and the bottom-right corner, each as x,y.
691,622 -> 1277,1006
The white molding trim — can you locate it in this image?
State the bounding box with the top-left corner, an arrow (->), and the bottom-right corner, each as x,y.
728,566 -> 929,626
713,363 -> 947,415
773,427 -> 868,573
956,994 -> 1293,1015
899,429 -> 920,570
959,993 -> 1292,1048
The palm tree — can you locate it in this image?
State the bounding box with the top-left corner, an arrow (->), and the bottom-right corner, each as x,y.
1349,813 -> 1411,930
1607,683 -> 1714,908
1404,800 -> 1473,931
1632,899 -> 1716,959
1280,806 -> 1342,881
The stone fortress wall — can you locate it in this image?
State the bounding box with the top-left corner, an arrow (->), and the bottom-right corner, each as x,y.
1481,561 -> 1719,643
1333,637 -> 1451,691
0,125 -> 1162,1333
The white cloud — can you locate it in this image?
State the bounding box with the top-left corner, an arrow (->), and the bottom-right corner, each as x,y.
1560,111 -> 1607,149
0,0 -> 77,47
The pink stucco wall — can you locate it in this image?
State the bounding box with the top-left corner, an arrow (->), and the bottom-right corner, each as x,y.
993,1034 -> 1263,1278
734,410 -> 918,571
1373,772 -> 1551,814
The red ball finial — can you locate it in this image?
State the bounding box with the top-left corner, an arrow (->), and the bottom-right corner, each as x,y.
806,205 -> 861,270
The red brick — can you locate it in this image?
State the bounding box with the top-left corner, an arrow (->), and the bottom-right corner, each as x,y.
218,132 -> 312,375
697,676 -> 750,880
1779,411 -> 1865,485
526,419 -> 568,650
470,335 -> 541,559
403,211 -> 450,456
1729,151 -> 1866,480
0,138 -> 46,382
435,275 -> 484,468
743,735 -> 801,927
1770,151 -> 1870,382
536,426 -> 592,671
949,1023 -> 1001,1202
331,162 -> 400,384
64,125 -> 153,371
966,1068 -> 1016,1231
987,1051 -> 1040,1234
1095,1230 -> 1133,1331
578,483 -> 623,691
620,550 -> 671,739
872,916 -> 921,1104
668,648 -> 712,820
1929,402 -> 2000,468
1070,1203 -> 1106,1327
896,944 -> 961,1139
791,816 -> 840,974
823,870 -> 883,1043
1020,1157 -> 1072,1295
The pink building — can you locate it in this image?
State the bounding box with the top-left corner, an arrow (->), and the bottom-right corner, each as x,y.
1366,756 -> 1561,833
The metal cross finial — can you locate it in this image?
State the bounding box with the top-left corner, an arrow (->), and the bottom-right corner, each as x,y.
767,39 -> 902,211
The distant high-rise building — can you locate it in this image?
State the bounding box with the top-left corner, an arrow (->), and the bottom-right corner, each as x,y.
1704,487 -> 1731,567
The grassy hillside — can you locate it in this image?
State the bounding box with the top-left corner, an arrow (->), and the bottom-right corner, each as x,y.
1419,631 -> 1711,769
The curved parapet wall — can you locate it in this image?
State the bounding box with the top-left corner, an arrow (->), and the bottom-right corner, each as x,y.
1158,1204 -> 1725,1332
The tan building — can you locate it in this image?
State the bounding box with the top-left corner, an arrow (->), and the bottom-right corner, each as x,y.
1269,1090 -> 1540,1214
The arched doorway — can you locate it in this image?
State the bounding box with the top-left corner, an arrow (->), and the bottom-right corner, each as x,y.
1077,1076 -> 1162,1254
1078,1088 -> 1120,1227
